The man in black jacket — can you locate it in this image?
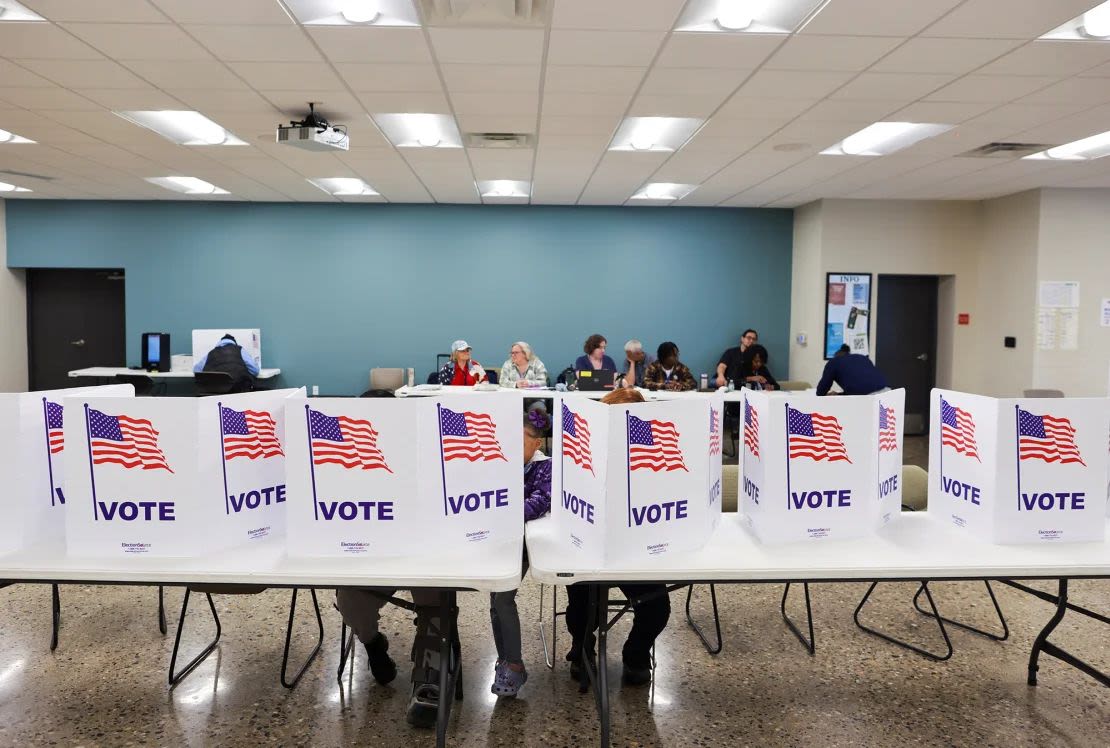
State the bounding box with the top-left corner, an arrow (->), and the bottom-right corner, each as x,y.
193,334 -> 258,392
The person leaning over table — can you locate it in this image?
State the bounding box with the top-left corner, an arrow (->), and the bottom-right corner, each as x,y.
573,333 -> 617,374
499,341 -> 549,388
438,340 -> 488,385
737,343 -> 778,390
642,341 -> 697,392
193,333 -> 258,392
563,386 -> 671,686
619,339 -> 654,388
715,328 -> 759,387
817,344 -> 889,396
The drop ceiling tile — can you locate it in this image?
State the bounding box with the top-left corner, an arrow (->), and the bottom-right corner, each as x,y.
547,30 -> 667,67
627,93 -> 728,118
541,92 -> 633,117
149,0 -> 294,25
440,64 -> 540,93
427,28 -> 545,66
921,0 -> 1097,39
830,73 -> 955,102
925,75 -> 1058,103
656,33 -> 784,69
638,67 -> 747,97
889,100 -> 997,123
694,117 -> 791,139
450,92 -> 539,118
799,0 -> 963,37
734,70 -> 854,99
305,27 -> 433,64
225,61 -> 345,91
0,24 -> 102,59
552,0 -> 686,31
184,25 -> 322,63
168,88 -> 275,113
538,115 -> 621,135
962,102 -> 1092,130
1018,76 -> 1110,105
976,41 -> 1110,77
62,23 -> 212,60
0,61 -> 53,87
455,114 -> 536,134
121,60 -> 251,90
337,63 -> 444,92
261,90 -> 364,118
16,59 -> 150,89
714,96 -> 814,119
466,148 -> 534,180
356,91 -> 452,112
21,0 -> 170,22
871,38 -> 1024,75
764,35 -> 904,72
543,65 -> 645,94
74,87 -> 186,110
1079,61 -> 1110,77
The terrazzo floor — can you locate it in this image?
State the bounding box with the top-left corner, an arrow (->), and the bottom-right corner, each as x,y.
0,572 -> 1106,747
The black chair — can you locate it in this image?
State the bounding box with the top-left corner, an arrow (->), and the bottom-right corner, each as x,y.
426,371 -> 440,385
113,373 -> 157,396
194,371 -> 236,395
485,368 -> 499,385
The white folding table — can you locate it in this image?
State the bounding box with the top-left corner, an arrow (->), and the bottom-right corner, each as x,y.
0,539 -> 522,748
68,367 -> 282,379
526,513 -> 1110,748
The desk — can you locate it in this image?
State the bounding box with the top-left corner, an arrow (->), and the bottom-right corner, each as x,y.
393,385 -> 802,403
68,367 -> 281,379
526,514 -> 1110,747
0,538 -> 521,747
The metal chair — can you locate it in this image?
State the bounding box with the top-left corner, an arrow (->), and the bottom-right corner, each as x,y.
1023,389 -> 1064,398
369,367 -> 405,392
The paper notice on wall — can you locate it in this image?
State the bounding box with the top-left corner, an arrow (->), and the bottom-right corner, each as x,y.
1059,308 -> 1080,350
1039,281 -> 1080,308
1037,308 -> 1057,350
1101,298 -> 1110,327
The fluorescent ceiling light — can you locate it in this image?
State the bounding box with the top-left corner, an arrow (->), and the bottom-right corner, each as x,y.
1041,1 -> 1110,39
1024,130 -> 1110,161
0,180 -> 32,193
308,177 -> 380,196
609,117 -> 704,152
478,180 -> 530,200
821,122 -> 953,156
372,113 -> 463,148
115,111 -> 247,146
0,128 -> 35,144
0,1 -> 46,22
675,0 -> 827,34
145,176 -> 229,195
284,0 -> 419,27
630,183 -> 698,201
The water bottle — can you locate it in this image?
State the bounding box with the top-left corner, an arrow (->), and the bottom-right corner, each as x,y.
727,380 -> 735,392
699,373 -> 708,391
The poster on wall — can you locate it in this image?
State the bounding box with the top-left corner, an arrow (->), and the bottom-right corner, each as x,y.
825,273 -> 872,359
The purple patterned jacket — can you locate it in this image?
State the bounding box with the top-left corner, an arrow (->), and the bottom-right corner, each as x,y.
524,455 -> 552,522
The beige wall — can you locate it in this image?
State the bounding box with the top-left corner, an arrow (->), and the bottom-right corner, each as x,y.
0,200 -> 28,391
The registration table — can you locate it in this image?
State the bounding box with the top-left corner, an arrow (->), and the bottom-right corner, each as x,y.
394,385 -> 801,402
68,367 -> 282,379
526,513 -> 1110,747
0,539 -> 521,748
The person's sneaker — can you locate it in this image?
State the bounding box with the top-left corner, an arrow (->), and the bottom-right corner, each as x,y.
490,661 -> 528,697
621,662 -> 652,686
406,683 -> 440,729
364,633 -> 396,686
567,651 -> 595,683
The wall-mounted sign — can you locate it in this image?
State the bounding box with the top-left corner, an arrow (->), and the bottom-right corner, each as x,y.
825,273 -> 872,359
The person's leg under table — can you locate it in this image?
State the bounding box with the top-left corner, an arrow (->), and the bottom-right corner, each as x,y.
565,583 -> 597,674
335,587 -> 398,684
618,583 -> 671,684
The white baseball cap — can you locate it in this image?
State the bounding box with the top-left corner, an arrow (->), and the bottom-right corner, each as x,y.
451,339 -> 471,352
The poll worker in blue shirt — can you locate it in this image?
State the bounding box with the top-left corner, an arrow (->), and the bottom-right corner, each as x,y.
193,334 -> 259,392
817,344 -> 889,396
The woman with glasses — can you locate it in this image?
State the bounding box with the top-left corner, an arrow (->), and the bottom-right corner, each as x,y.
499,341 -> 549,388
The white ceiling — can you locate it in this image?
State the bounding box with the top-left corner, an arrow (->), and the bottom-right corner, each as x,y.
1,0 -> 1110,206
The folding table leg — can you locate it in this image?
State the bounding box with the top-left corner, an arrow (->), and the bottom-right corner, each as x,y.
912,580 -> 1009,641
685,584 -> 723,655
781,583 -> 815,655
434,591 -> 462,748
1028,579 -> 1110,687
168,589 -> 222,686
158,586 -> 167,635
50,583 -> 61,651
539,584 -> 563,670
337,620 -> 356,683
280,588 -> 324,689
594,584 -> 611,748
854,581 -> 952,661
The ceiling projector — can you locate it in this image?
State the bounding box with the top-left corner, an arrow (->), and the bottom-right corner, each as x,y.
276,104 -> 349,151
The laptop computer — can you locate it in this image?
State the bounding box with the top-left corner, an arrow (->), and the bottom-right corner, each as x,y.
576,368 -> 617,392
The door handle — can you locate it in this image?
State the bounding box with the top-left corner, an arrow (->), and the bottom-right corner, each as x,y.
70,339 -> 86,347
916,353 -> 928,361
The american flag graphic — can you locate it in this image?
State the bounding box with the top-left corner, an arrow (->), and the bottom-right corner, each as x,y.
878,404 -> 898,453
561,403 -> 594,474
439,407 -> 506,462
45,400 -> 64,454
628,413 -> 688,472
88,409 -> 173,472
309,408 -> 391,471
1018,408 -> 1084,465
744,399 -> 760,458
940,397 -> 979,461
709,407 -> 721,457
787,406 -> 851,463
221,406 -> 284,461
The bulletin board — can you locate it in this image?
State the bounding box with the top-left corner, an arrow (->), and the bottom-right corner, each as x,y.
824,273 -> 872,359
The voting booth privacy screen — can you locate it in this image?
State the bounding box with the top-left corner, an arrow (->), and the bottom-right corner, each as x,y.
740,389 -> 906,544
63,389 -> 301,557
0,385 -> 134,556
285,395 -> 522,557
554,396 -> 723,565
929,389 -> 1109,544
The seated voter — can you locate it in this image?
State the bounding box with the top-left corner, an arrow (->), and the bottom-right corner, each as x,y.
564,387 -> 671,687
193,333 -> 258,392
642,342 -> 697,392
715,329 -> 758,387
573,334 -> 617,373
499,341 -> 549,388
817,344 -> 889,396
488,408 -> 552,697
738,344 -> 778,391
438,340 -> 488,386
619,339 -> 654,388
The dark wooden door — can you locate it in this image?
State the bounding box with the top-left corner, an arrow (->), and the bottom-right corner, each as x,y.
877,275 -> 938,435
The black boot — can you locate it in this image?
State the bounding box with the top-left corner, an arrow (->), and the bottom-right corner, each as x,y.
364,633 -> 397,686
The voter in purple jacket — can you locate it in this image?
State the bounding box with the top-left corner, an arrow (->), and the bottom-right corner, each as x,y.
488,408 -> 552,698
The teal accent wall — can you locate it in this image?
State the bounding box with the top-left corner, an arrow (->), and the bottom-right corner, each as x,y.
6,201 -> 793,395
